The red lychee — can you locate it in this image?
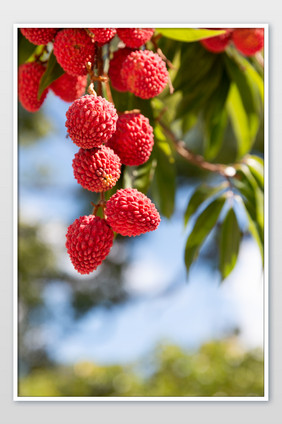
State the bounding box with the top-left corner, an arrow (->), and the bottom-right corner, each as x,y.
51,73 -> 87,102
20,28 -> 58,45
120,50 -> 169,99
200,29 -> 233,53
105,188 -> 161,237
18,62 -> 48,112
88,28 -> 116,45
232,28 -> 264,56
107,112 -> 154,166
108,47 -> 135,92
66,215 -> 114,274
65,95 -> 118,149
53,28 -> 95,76
116,28 -> 154,48
72,145 -> 121,192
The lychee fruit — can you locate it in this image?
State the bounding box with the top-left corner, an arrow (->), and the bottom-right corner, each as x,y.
232,28 -> 264,56
88,28 -> 116,45
200,29 -> 233,53
18,62 -> 48,112
120,50 -> 169,99
65,94 -> 118,149
107,112 -> 154,166
66,215 -> 114,274
20,28 -> 58,45
116,28 -> 154,48
108,47 -> 135,92
72,145 -> 121,192
50,73 -> 87,102
105,188 -> 161,237
53,28 -> 95,76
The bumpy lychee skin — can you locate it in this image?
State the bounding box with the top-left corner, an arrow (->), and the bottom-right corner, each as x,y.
108,47 -> 135,92
66,215 -> 114,274
232,28 -> 264,56
65,95 -> 118,149
53,28 -> 95,76
105,188 -> 161,237
88,28 -> 116,45
51,73 -> 87,102
116,28 -> 154,48
107,113 -> 154,166
18,62 -> 48,112
120,50 -> 169,99
72,145 -> 121,192
20,28 -> 58,45
200,29 -> 233,53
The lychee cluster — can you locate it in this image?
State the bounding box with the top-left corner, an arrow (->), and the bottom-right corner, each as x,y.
200,28 -> 264,56
19,27 -> 165,275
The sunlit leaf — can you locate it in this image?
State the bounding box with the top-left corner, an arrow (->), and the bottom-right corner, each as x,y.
184,183 -> 227,226
184,196 -> 226,276
157,28 -> 226,43
219,208 -> 242,280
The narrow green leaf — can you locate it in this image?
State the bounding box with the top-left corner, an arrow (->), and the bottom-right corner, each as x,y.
224,54 -> 261,159
123,158 -> 156,194
219,208 -> 242,280
237,197 -> 264,265
38,51 -> 64,99
157,28 -> 226,43
244,155 -> 264,191
184,183 -> 227,226
227,83 -> 259,158
184,196 -> 226,275
203,68 -> 230,160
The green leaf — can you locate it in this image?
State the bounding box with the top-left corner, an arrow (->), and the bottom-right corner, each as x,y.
233,164 -> 264,264
184,196 -> 226,276
176,57 -> 224,119
157,28 -> 227,43
227,83 -> 259,158
123,157 -> 156,194
203,68 -> 230,160
38,51 -> 64,99
219,208 -> 242,280
244,155 -> 264,191
184,183 -> 227,226
152,124 -> 176,218
237,197 -> 264,265
224,54 -> 261,159
173,42 -> 217,92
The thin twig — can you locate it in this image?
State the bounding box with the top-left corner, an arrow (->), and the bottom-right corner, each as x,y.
158,120 -> 236,178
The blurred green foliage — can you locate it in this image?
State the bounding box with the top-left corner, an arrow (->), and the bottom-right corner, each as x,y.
19,338 -> 264,397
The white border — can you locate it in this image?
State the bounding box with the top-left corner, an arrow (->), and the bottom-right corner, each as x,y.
13,23 -> 269,402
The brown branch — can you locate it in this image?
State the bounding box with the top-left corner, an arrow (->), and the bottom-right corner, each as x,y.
151,34 -> 175,70
158,120 -> 236,178
96,44 -> 104,97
